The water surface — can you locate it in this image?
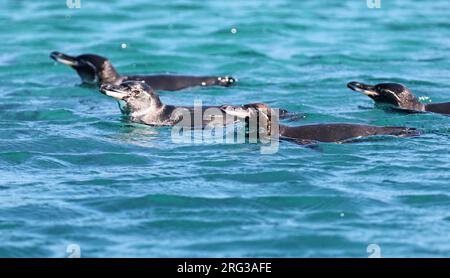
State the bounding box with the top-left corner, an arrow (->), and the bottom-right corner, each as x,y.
0,0 -> 449,257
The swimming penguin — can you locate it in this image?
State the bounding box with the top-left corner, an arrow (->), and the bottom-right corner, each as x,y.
50,51 -> 236,90
99,81 -> 297,127
347,81 -> 450,115
220,103 -> 419,145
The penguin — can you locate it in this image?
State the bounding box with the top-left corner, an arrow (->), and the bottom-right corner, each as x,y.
50,51 -> 236,91
347,81 -> 450,115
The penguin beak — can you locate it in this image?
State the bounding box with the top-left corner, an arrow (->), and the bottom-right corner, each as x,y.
50,51 -> 79,67
99,83 -> 128,100
220,104 -> 272,122
220,105 -> 253,118
347,81 -> 379,97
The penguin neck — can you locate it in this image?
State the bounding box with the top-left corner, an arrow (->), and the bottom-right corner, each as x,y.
398,90 -> 426,112
130,99 -> 164,121
416,102 -> 426,111
131,105 -> 159,119
402,99 -> 426,112
98,62 -> 121,84
149,93 -> 163,108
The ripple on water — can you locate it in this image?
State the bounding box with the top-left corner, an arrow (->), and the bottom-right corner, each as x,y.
1,0 -> 450,258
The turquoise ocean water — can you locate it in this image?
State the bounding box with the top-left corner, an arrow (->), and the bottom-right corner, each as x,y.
0,0 -> 449,257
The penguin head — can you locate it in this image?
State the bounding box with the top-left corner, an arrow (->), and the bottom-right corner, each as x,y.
99,81 -> 162,115
50,52 -> 120,84
220,103 -> 276,136
347,81 -> 424,111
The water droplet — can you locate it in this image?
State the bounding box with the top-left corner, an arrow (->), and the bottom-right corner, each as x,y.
121,43 -> 127,49
231,28 -> 237,34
